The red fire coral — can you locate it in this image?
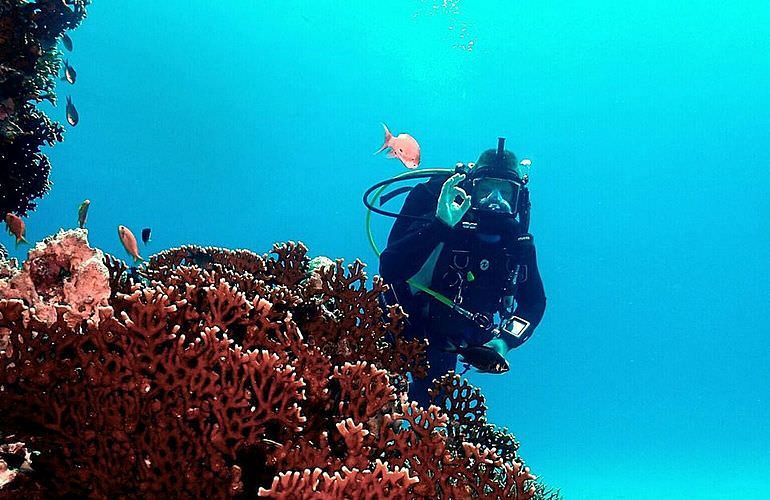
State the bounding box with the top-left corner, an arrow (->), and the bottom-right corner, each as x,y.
0,231 -> 551,498
262,459 -> 418,500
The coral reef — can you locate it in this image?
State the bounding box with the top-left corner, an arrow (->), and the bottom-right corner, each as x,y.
0,231 -> 555,498
0,0 -> 89,218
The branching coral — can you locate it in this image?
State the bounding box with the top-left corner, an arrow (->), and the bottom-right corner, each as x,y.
262,459 -> 418,500
429,372 -> 522,463
0,231 -> 556,498
0,0 -> 89,217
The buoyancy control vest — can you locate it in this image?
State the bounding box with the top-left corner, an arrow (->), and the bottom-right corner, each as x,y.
428,218 -> 527,317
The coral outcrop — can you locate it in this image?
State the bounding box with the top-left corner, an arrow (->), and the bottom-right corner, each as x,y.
0,231 -> 557,498
0,0 -> 89,217
0,228 -> 109,327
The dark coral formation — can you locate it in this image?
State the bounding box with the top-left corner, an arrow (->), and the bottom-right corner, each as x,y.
0,0 -> 89,217
0,231 -> 555,498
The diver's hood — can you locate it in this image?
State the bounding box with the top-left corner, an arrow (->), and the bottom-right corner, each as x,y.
466,145 -> 524,221
469,148 -> 521,183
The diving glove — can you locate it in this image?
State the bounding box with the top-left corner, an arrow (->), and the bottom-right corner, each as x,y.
436,173 -> 472,228
485,337 -> 509,357
485,318 -> 531,355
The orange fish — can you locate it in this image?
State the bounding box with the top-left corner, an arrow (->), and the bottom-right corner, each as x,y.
374,123 -> 421,169
118,225 -> 143,263
4,213 -> 28,247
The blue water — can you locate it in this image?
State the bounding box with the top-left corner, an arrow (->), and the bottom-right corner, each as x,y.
10,1 -> 770,498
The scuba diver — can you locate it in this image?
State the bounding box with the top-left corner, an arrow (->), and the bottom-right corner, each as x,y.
365,138 -> 546,406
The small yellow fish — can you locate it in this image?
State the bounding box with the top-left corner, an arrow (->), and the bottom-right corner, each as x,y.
77,199 -> 90,228
118,225 -> 143,263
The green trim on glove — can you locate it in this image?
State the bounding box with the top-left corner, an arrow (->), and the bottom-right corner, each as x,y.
485,338 -> 509,357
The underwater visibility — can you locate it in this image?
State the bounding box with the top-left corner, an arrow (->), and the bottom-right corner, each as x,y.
1,1 -> 769,499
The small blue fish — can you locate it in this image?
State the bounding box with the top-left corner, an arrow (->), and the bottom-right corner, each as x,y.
185,248 -> 213,268
66,96 -> 78,126
62,59 -> 77,84
62,33 -> 73,51
125,266 -> 150,286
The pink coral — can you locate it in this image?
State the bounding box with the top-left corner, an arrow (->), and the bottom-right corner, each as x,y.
0,229 -> 110,328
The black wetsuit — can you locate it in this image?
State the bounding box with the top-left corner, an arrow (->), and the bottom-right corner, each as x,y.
379,174 -> 546,406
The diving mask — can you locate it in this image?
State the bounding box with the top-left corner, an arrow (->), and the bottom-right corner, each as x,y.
470,177 -> 522,214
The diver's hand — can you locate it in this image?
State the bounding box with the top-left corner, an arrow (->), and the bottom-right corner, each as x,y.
436,173 -> 471,228
486,321 -> 528,355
